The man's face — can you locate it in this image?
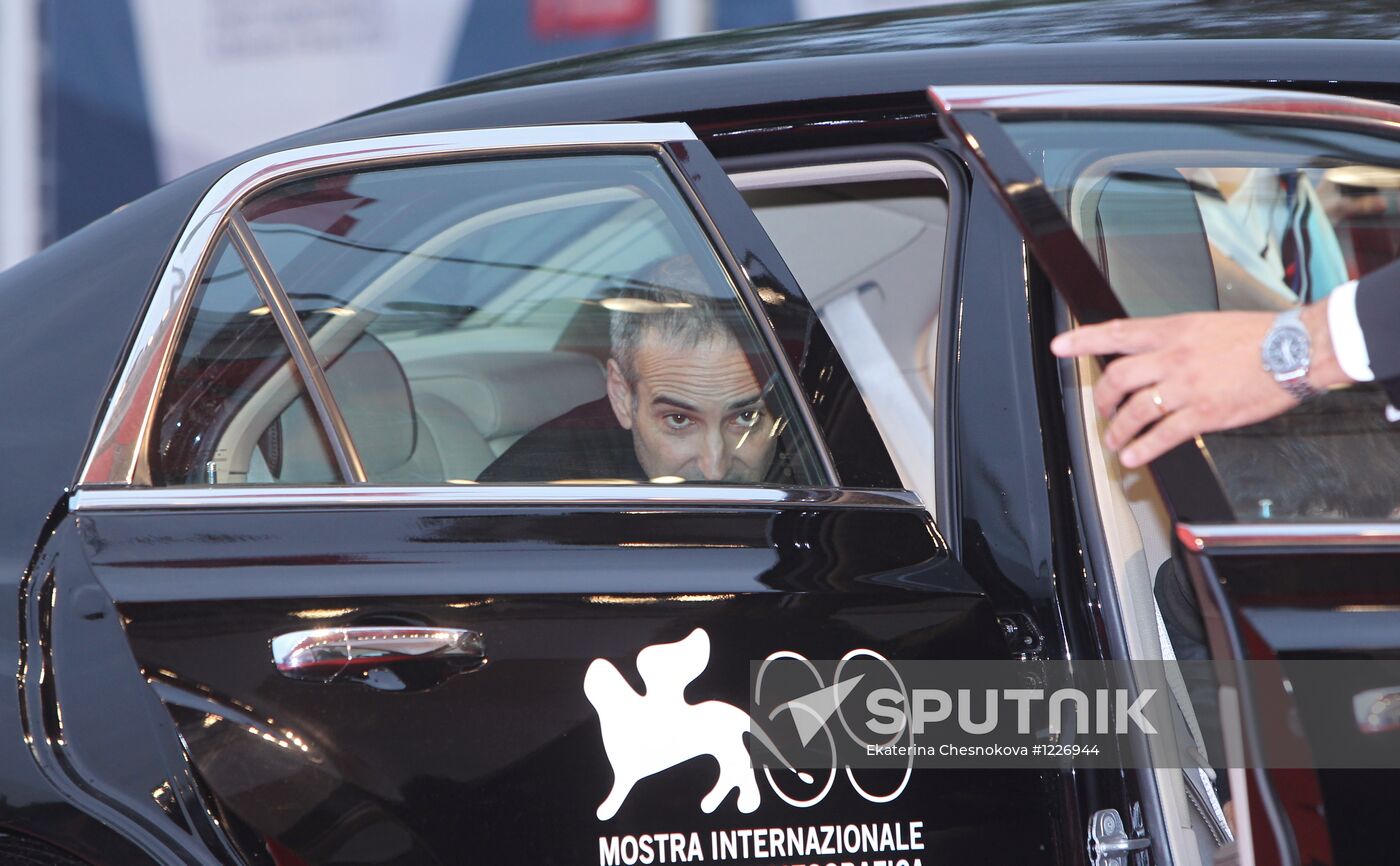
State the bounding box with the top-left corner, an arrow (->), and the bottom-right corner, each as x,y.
606,329 -> 777,483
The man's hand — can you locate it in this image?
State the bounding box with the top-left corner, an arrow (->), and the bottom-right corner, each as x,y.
1050,302 -> 1348,468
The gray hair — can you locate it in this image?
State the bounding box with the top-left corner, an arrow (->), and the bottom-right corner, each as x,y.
609,256 -> 738,383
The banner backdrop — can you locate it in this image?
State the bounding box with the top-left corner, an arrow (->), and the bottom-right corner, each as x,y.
39,0 -> 938,245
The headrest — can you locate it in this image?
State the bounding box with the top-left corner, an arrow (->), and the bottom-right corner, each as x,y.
411,351 -> 605,441
323,332 -> 417,477
1090,170 -> 1218,316
263,331 -> 415,482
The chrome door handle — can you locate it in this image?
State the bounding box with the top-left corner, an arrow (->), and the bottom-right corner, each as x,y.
272,626 -> 485,682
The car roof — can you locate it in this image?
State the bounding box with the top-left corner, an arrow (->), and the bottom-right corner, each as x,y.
366,0 -> 1400,118
261,37 -> 1400,164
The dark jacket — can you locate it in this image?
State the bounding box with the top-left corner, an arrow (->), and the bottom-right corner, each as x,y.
1355,256 -> 1400,405
476,398 -> 646,483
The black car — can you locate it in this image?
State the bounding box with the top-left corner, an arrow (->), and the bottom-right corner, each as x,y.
4,7 -> 1400,865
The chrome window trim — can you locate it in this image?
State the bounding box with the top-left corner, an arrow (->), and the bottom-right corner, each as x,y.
226,212 -> 366,483
729,159 -> 945,191
1177,522 -> 1400,551
933,83 -> 1400,132
70,485 -> 924,512
80,123 -> 698,487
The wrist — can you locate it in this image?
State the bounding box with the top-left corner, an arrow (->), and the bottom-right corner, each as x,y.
1300,300 -> 1347,389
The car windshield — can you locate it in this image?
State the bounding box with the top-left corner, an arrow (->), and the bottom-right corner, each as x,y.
1003,118 -> 1400,521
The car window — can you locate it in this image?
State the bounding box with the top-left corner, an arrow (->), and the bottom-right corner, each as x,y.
154,235 -> 340,485
737,166 -> 948,504
154,154 -> 826,488
1003,118 -> 1400,520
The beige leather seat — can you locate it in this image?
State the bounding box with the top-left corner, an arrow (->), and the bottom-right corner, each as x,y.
407,350 -> 606,482
249,333 -> 420,484
250,338 -> 606,484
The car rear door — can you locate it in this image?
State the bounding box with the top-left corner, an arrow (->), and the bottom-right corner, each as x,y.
934,83 -> 1400,866
35,123 -> 1063,865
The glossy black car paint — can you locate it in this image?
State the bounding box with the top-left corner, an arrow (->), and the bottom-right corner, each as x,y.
20,508 -> 243,866
1181,548 -> 1400,866
377,1 -> 1400,103
51,504 -> 1065,865
3,2 -> 1400,859
0,174 -> 227,864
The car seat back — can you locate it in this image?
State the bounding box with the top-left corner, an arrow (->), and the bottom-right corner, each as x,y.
1085,169 -> 1219,315
407,350 -> 607,479
252,331 -> 419,483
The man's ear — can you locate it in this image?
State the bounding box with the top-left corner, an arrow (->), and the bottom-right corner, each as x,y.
606,359 -> 634,431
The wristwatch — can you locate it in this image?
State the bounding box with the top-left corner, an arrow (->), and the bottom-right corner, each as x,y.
1261,307 -> 1321,402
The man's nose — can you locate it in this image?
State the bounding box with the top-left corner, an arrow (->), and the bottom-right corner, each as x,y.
697,428 -> 733,481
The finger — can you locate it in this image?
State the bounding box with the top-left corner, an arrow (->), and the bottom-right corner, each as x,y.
1121,409 -> 1201,469
1094,354 -> 1169,420
1104,385 -> 1171,451
1051,317 -> 1167,358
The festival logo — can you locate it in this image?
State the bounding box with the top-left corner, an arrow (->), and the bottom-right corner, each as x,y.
584,628 -> 811,820
584,628 -> 909,820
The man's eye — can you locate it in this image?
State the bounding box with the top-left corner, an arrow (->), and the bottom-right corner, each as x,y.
664,414 -> 693,430
732,409 -> 761,429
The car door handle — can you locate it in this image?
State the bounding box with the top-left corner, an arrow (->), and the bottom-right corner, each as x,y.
272,626 -> 485,683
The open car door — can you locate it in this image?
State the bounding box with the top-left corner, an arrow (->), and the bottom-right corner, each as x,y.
932,84 -> 1400,866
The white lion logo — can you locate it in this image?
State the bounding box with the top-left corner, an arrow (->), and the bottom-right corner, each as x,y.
584,628 -> 810,821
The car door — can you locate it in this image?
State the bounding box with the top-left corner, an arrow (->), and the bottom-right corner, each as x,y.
934,83 -> 1400,866
30,123 -> 1065,865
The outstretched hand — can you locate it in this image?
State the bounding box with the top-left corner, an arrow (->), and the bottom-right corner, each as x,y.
1049,304 -> 1344,468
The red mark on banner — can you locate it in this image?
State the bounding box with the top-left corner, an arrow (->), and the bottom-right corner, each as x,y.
531,0 -> 653,38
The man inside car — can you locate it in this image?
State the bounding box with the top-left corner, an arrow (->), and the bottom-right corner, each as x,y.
477,256 -> 779,484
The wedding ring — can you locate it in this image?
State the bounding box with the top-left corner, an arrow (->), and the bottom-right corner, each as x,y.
1150,389 -> 1168,417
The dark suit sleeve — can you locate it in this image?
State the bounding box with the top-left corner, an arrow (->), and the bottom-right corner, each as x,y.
1355,256 -> 1400,406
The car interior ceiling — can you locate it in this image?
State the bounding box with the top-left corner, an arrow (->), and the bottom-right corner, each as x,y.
738,174 -> 948,504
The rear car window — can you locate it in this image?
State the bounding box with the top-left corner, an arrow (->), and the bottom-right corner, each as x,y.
739,172 -> 948,505
153,155 -> 826,488
1005,119 -> 1400,520
155,235 -> 339,485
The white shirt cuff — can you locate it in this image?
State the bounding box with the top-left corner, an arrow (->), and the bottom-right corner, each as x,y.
1327,279 -> 1375,382
1329,280 -> 1400,420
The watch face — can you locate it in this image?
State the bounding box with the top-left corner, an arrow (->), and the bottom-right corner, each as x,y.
1264,324 -> 1309,373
